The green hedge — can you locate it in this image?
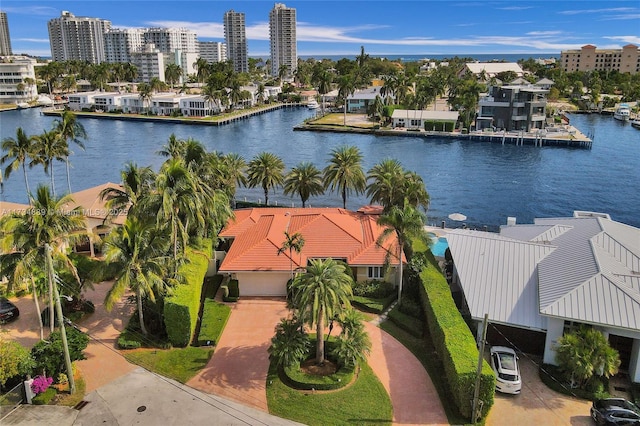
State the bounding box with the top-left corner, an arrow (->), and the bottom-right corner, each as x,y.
388,305 -> 424,338
222,279 -> 239,302
281,363 -> 355,391
196,299 -> 231,346
351,294 -> 396,314
419,257 -> 495,421
164,240 -> 212,347
32,387 -> 57,405
423,120 -> 455,132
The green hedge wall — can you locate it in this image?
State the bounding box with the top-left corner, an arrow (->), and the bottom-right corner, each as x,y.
164,240 -> 212,347
423,120 -> 455,132
222,279 -> 239,302
419,258 -> 495,420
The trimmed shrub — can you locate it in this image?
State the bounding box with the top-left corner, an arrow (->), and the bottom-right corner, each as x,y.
388,305 -> 424,338
164,240 -> 212,347
419,256 -> 495,420
117,331 -> 142,349
423,120 -> 455,132
352,280 -> 395,298
32,387 -> 56,405
222,279 -> 239,302
281,362 -> 355,391
351,294 -> 396,314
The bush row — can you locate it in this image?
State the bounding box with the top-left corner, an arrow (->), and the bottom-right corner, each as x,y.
418,257 -> 495,420
387,305 -> 423,338
280,363 -> 355,391
424,121 -> 455,132
222,279 -> 239,302
352,279 -> 395,298
164,240 -> 212,347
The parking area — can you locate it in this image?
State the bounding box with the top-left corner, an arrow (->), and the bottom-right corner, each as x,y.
487,354 -> 592,426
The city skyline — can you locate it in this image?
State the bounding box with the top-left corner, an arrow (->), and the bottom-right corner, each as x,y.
1,1 -> 640,59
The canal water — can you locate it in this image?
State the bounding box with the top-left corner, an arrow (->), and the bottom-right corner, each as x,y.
1,107 -> 638,229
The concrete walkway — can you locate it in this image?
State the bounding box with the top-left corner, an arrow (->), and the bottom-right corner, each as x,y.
187,298 -> 290,411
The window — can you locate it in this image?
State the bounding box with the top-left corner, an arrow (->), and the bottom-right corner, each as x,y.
368,266 -> 384,279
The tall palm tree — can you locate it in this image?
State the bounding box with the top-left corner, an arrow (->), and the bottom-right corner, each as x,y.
366,159 -> 405,211
292,258 -> 353,365
401,171 -> 430,212
247,152 -> 285,206
219,153 -> 247,201
54,111 -> 87,194
0,185 -> 85,333
323,145 -> 366,209
100,162 -> 155,220
1,127 -> 36,199
316,70 -> 332,113
201,83 -> 220,114
164,64 -> 183,89
137,83 -> 152,114
103,217 -> 171,336
337,74 -> 356,125
157,134 -> 186,160
194,57 -> 210,84
283,162 -> 324,208
376,201 -> 427,303
30,130 -> 68,197
277,230 -> 305,283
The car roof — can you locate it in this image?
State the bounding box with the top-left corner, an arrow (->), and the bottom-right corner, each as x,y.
491,346 -> 516,355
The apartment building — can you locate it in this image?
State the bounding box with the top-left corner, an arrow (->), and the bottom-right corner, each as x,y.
48,11 -> 111,63
0,11 -> 12,56
269,3 -> 297,77
198,41 -> 227,63
0,56 -> 38,104
561,44 -> 640,75
223,10 -> 248,73
104,28 -> 145,63
476,84 -> 548,132
130,44 -> 165,83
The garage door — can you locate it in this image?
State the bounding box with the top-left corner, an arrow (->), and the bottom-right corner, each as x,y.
236,272 -> 289,296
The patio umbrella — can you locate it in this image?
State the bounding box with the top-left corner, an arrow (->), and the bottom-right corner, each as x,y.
448,212 -> 467,221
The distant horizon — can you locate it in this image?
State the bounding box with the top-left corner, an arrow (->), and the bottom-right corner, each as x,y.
2,1 -> 638,58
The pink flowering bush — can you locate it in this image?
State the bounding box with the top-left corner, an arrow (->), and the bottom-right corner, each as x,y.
31,375 -> 53,394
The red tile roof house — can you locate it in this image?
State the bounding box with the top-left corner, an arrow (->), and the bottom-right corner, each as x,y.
217,207 -> 404,296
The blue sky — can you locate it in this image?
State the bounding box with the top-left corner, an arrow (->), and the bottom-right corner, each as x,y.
2,0 -> 640,58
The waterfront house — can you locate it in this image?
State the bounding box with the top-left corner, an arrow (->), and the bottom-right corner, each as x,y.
179,94 -> 224,117
535,78 -> 555,91
459,62 -> 525,81
476,84 -> 548,131
217,207 -> 402,296
93,92 -> 126,112
446,211 -> 640,382
391,110 -> 459,131
346,87 -> 393,113
68,91 -> 110,111
0,56 -> 38,105
120,94 -> 145,114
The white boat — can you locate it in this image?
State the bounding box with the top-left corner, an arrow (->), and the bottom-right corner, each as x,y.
613,104 -> 631,121
631,120 -> 640,130
17,102 -> 30,109
307,100 -> 319,110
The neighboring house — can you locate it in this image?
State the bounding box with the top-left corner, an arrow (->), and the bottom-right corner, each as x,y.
0,56 -> 38,105
535,78 -> 555,91
446,211 -> 640,382
217,207 -> 403,296
346,87 -> 392,113
459,62 -> 525,80
93,93 -> 126,112
67,91 -> 106,111
476,84 -> 548,131
391,110 -> 459,130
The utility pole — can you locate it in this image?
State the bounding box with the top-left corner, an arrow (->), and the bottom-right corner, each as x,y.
471,313 -> 489,424
46,244 -> 76,394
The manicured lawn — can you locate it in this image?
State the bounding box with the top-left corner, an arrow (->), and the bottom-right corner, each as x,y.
351,294 -> 396,314
124,347 -> 214,383
196,299 -> 231,346
309,113 -> 376,128
380,320 -> 472,426
267,361 -> 392,425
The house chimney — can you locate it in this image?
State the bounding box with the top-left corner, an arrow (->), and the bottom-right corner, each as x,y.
507,217 -> 517,226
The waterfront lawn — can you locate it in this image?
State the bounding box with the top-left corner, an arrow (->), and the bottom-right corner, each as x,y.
124,347 -> 214,383
267,361 -> 392,425
309,113 -> 376,128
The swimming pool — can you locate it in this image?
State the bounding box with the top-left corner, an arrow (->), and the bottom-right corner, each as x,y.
431,237 -> 449,257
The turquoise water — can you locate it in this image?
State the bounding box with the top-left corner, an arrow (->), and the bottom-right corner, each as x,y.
431,237 -> 449,257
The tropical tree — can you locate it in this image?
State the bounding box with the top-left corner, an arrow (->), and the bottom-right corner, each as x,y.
157,134 -> 186,160
331,309 -> 371,368
316,70 -> 332,113
247,152 -> 285,206
292,258 -> 353,365
1,127 -> 36,199
268,316 -> 311,368
30,130 -> 68,197
277,230 -> 305,283
164,64 -> 183,89
103,217 -> 171,336
283,162 -> 324,207
218,152 -> 247,201
0,338 -> 35,388
376,201 -> 427,302
54,110 -> 87,194
337,74 -> 356,125
366,159 -> 405,211
99,162 -> 155,219
555,326 -> 621,389
323,145 -> 366,209
194,57 -> 210,84
137,83 -> 152,114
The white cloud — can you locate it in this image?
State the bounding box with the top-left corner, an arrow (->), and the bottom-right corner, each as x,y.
15,38 -> 50,43
600,13 -> 640,20
558,7 -> 636,15
496,6 -> 534,11
603,35 -> 640,44
12,49 -> 52,57
144,20 -> 225,38
526,31 -> 563,36
1,6 -> 57,16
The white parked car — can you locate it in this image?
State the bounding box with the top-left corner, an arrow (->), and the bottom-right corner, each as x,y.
490,346 -> 521,394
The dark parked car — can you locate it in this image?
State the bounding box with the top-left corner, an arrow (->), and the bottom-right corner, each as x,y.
0,297 -> 19,323
591,398 -> 640,425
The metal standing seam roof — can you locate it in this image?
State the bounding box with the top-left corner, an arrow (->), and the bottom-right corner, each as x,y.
446,229 -> 555,330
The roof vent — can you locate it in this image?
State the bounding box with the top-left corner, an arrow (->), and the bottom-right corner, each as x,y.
507,217 -> 516,226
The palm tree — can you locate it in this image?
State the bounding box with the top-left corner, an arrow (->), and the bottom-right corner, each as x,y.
165,64 -> 183,89
194,57 -> 210,84
401,171 -> 430,212
323,145 -> 366,209
316,70 -> 332,113
100,162 -> 155,220
277,230 -> 305,283
219,152 -> 247,201
268,316 -> 311,368
292,258 -> 353,365
247,152 -> 285,206
376,201 -> 427,303
331,309 -> 371,368
30,130 -> 68,197
283,162 -> 324,207
337,74 -> 356,125
54,111 -> 87,194
138,83 -> 152,114
103,217 -> 171,336
1,127 -> 36,199
157,134 -> 186,160
201,83 -> 220,114
0,185 -> 85,333
366,159 -> 405,211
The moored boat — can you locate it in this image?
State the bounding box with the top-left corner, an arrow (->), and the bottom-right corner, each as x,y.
307,100 -> 319,110
17,102 -> 30,109
631,120 -> 640,129
613,104 -> 631,121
